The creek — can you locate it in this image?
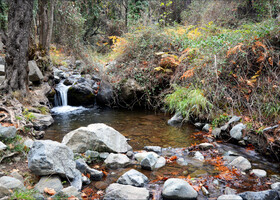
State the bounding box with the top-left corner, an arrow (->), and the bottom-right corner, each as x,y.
45,105 -> 280,199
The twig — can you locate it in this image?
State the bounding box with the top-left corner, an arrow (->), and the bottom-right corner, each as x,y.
0,152 -> 18,163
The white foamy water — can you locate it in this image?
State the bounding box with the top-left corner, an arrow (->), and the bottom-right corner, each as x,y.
51,105 -> 87,114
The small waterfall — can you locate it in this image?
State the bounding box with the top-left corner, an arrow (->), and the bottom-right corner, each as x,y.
54,82 -> 70,106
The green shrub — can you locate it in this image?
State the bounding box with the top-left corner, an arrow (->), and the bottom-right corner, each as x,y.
11,189 -> 36,200
212,114 -> 230,127
165,85 -> 213,121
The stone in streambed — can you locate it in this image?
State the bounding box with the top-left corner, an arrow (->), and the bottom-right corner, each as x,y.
32,113 -> 54,130
202,124 -> 210,132
199,143 -> 214,150
168,113 -> 183,126
230,123 -> 246,140
104,153 -> 131,169
250,169 -> 267,178
143,146 -> 162,153
117,169 -> 148,187
103,183 -> 149,200
271,182 -> 280,191
75,159 -> 103,181
238,190 -> 279,200
140,154 -> 157,170
34,176 -> 63,193
62,123 -> 132,153
162,178 -> 198,200
135,152 -> 160,162
217,195 -> 242,200
229,156 -> 251,171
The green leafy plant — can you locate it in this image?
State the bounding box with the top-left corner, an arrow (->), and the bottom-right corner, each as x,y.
11,189 -> 37,200
23,109 -> 35,122
212,114 -> 230,127
165,85 -> 213,121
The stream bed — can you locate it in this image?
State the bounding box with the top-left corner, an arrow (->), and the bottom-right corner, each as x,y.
45,106 -> 280,199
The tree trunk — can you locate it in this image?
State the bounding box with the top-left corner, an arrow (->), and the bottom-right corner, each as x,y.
39,0 -> 53,54
2,0 -> 34,95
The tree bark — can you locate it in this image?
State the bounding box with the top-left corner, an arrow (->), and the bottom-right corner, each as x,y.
1,0 -> 34,95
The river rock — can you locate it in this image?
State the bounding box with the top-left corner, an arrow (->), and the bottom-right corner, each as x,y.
10,171 -> 24,183
70,169 -> 82,190
140,153 -> 157,170
75,159 -> 103,181
23,138 -> 34,148
68,78 -> 98,106
194,122 -> 204,128
28,61 -> 44,83
0,185 -> 11,198
230,123 -> 246,140
143,146 -> 162,153
62,123 -> 132,153
85,150 -> 99,161
96,81 -> 114,106
202,124 -> 210,132
221,116 -> 241,131
103,183 -> 149,200
0,76 -> 4,84
162,178 -> 198,200
120,79 -> 145,103
0,65 -> 4,76
104,153 -> 131,169
212,128 -> 221,138
224,187 -> 237,195
193,151 -> 204,162
177,158 -> 188,166
135,152 -> 160,162
100,152 -> 109,159
229,156 -> 251,171
168,113 -> 183,126
155,156 -> 166,169
82,176 -> 91,185
217,195 -> 242,200
117,169 -> 148,187
28,140 -> 76,179
34,176 -> 63,193
239,190 -> 279,200
0,124 -> 16,139
271,182 -> 280,191
32,113 -> 54,130
250,169 -> 267,178
199,143 -> 214,150
58,186 -> 80,198
0,176 -> 25,190
0,142 -> 7,151
54,68 -> 65,79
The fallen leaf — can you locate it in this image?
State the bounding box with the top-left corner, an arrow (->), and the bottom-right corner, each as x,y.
44,187 -> 56,196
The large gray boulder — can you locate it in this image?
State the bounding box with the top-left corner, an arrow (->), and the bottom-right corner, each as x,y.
117,169 -> 148,187
28,140 -> 76,179
62,123 -> 132,153
28,61 -> 44,83
0,64 -> 4,76
229,156 -> 251,171
238,190 -> 279,200
103,183 -> 149,200
162,178 -> 198,200
0,124 -> 16,139
230,123 -> 246,140
0,176 -> 25,190
104,153 -> 131,169
31,113 -> 54,130
34,176 -> 63,193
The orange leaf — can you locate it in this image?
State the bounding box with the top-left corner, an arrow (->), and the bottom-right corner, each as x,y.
68,196 -> 79,200
170,155 -> 178,161
268,57 -> 273,66
44,188 -> 56,196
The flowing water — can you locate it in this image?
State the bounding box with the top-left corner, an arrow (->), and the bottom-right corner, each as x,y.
45,106 -> 280,199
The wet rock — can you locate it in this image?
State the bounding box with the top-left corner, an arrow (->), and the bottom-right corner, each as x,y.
250,169 -> 267,178
126,151 -> 134,157
104,153 -> 131,169
57,186 -> 80,198
28,140 -> 76,179
0,176 -> 25,190
28,61 -> 44,83
230,123 -> 246,140
217,195 -> 242,200
0,186 -> 11,198
177,158 -> 188,166
96,81 -> 114,106
85,150 -> 99,161
194,122 -> 204,128
32,113 -> 54,130
10,171 -> 24,183
117,169 -> 148,187
239,190 -> 279,200
155,156 -> 166,169
0,65 -> 4,76
95,181 -> 109,190
62,123 -> 132,153
54,69 -> 65,79
0,124 -> 16,139
224,187 -> 237,195
212,128 -> 221,138
104,183 -> 149,200
202,124 -> 210,132
271,182 -> 280,191
82,176 -> 91,185
75,159 -> 103,181
70,169 -> 82,190
0,142 -> 7,151
168,113 -> 183,126
34,176 -> 63,193
229,156 -> 251,171
190,170 -> 208,178
202,186 -> 209,196
135,152 -> 159,162
23,138 -> 34,148
162,178 -> 198,200
143,146 -> 162,153
199,143 -> 214,150
140,153 -> 157,170
100,152 -> 109,160
193,151 -> 204,162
